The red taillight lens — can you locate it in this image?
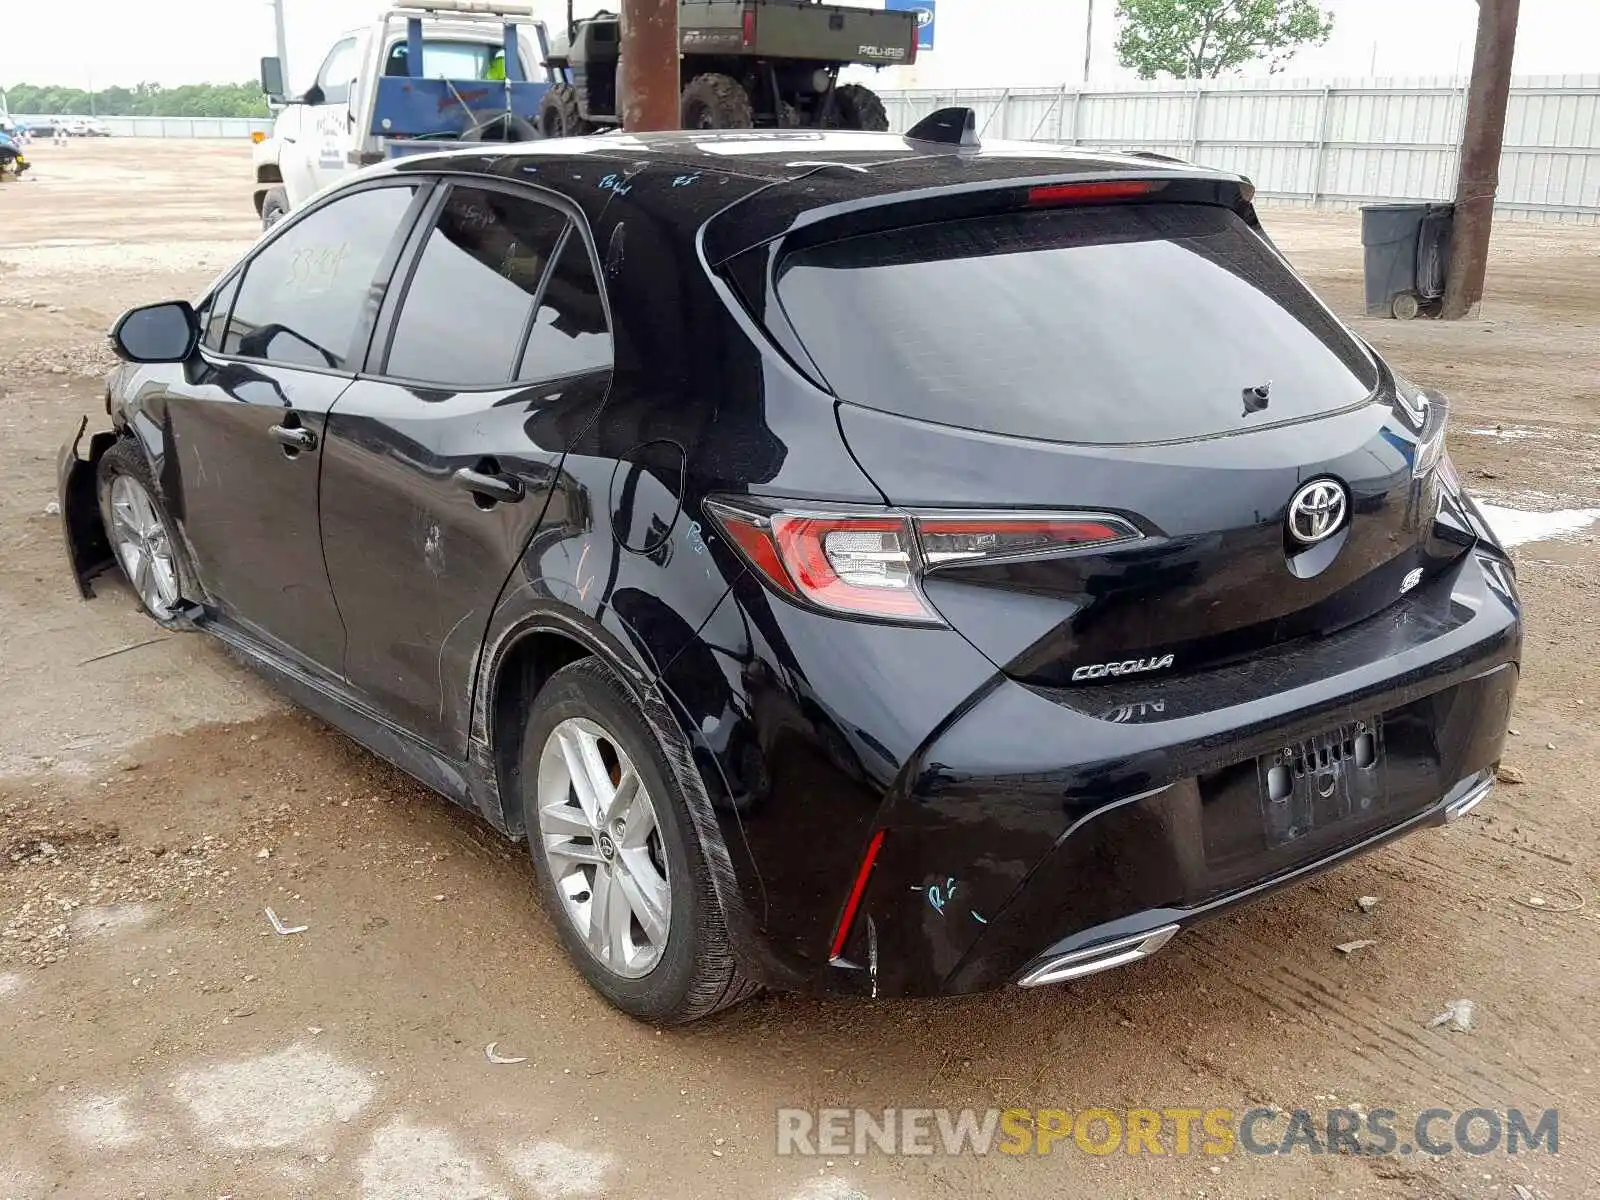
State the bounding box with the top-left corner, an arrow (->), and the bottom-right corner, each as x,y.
1028,180 -> 1160,207
741,7 -> 757,46
705,502 -> 938,622
706,500 -> 1145,624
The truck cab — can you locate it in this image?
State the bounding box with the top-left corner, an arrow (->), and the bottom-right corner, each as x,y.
253,0 -> 553,228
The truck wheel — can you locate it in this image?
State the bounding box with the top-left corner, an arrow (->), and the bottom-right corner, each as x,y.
827,84 -> 889,132
539,84 -> 592,139
681,74 -> 753,130
260,186 -> 289,232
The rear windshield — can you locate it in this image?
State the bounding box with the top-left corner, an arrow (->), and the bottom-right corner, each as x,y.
775,204 -> 1378,445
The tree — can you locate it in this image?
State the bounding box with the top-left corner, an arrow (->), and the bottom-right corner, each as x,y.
1115,0 -> 1335,79
0,81 -> 269,119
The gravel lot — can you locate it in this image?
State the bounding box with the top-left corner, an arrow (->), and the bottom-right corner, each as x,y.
2,139 -> 1598,1200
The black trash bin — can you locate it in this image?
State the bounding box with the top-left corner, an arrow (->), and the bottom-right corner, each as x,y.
1360,202 -> 1455,319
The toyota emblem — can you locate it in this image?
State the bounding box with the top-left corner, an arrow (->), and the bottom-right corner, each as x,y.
1287,479 -> 1349,545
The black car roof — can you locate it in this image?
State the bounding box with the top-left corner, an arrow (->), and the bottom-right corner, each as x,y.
379,129 -> 1247,262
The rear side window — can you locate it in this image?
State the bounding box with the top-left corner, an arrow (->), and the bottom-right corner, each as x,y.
384,186 -> 569,387
516,233 -> 612,381
775,204 -> 1378,445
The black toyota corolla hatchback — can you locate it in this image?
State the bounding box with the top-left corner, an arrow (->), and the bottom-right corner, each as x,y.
59,120 -> 1520,1023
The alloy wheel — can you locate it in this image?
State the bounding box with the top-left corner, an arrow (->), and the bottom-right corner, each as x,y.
107,474 -> 180,615
536,716 -> 671,979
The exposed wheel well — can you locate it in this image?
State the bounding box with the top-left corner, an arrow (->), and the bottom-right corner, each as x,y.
491,629 -> 592,837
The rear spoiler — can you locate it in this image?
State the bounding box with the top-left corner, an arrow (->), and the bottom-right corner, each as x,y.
702,164 -> 1256,268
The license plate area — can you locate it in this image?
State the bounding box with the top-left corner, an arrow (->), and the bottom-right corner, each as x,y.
1258,718 -> 1384,848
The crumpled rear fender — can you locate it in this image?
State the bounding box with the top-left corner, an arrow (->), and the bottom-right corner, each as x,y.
59,417 -> 118,598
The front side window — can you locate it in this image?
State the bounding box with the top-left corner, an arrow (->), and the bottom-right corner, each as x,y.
385,186 -> 571,387
315,37 -> 360,105
199,273 -> 240,353
225,185 -> 418,371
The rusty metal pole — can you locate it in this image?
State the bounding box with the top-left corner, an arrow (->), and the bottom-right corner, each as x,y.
619,0 -> 681,132
1441,0 -> 1520,319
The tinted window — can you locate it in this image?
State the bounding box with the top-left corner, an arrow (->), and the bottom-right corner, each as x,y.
517,232 -> 612,381
199,274 -> 239,352
385,187 -> 569,387
776,204 -> 1378,445
225,185 -> 417,371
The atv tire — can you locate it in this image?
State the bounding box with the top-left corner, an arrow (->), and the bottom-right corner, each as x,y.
826,83 -> 890,132
680,74 -> 753,130
539,84 -> 593,139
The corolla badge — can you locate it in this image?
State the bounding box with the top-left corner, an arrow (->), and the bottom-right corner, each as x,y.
1287,479 -> 1349,546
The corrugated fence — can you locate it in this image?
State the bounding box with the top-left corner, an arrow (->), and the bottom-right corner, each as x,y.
16,75 -> 1600,221
880,75 -> 1600,223
14,115 -> 274,139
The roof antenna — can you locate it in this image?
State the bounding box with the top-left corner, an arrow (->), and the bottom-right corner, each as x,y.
905,106 -> 978,147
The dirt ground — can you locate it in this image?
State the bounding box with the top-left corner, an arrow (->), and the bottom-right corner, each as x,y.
2,139 -> 1598,1200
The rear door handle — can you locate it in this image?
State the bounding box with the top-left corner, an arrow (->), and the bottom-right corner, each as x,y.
453,466 -> 525,505
269,424 -> 317,451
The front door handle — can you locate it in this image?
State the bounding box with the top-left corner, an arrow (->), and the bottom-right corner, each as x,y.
269,424 -> 318,452
454,466 -> 525,506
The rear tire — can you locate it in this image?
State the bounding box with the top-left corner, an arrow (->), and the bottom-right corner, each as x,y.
539,84 -> 592,139
521,657 -> 758,1024
260,186 -> 289,231
680,73 -> 753,130
826,83 -> 889,132
96,437 -> 195,623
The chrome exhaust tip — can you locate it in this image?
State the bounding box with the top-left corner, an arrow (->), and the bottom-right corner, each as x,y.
1017,923 -> 1180,988
1444,772 -> 1495,822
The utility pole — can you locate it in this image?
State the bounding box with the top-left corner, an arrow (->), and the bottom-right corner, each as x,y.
271,0 -> 291,86
1441,0 -> 1520,319
1083,0 -> 1094,84
618,0 -> 680,132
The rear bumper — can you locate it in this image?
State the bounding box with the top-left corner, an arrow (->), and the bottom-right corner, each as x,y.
815,546 -> 1520,998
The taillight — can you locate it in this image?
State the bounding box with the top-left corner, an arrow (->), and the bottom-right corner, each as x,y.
706,502 -> 937,622
741,7 -> 757,46
917,515 -> 1141,565
705,500 -> 1143,624
1028,180 -> 1161,207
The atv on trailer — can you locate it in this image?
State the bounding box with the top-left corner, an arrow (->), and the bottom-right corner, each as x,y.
541,0 -> 915,135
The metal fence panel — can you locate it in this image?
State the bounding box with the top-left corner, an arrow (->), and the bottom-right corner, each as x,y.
14,114 -> 274,139
879,76 -> 1600,223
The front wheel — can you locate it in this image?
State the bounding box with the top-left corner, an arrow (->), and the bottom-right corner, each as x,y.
826,83 -> 890,132
260,186 -> 289,231
539,84 -> 592,139
96,438 -> 193,622
522,657 -> 757,1024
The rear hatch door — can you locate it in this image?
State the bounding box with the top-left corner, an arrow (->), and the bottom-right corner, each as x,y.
769,195 -> 1456,686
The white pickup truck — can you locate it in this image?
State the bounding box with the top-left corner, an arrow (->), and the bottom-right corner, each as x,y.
252,0 -> 553,229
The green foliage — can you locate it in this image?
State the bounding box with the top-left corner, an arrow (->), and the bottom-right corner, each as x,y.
1115,0 -> 1334,79
0,81 -> 270,119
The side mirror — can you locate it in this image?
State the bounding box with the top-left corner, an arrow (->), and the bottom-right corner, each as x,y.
260,56 -> 286,101
110,301 -> 199,364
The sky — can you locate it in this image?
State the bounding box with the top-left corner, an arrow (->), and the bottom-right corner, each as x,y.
0,0 -> 1595,95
